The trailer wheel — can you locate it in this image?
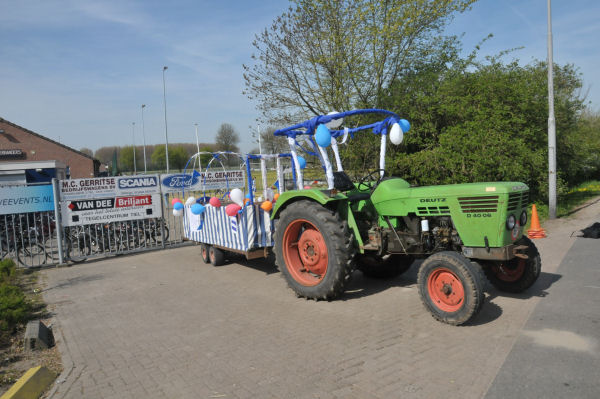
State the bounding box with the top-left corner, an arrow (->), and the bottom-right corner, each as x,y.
417,252 -> 485,325
200,244 -> 211,264
274,200 -> 356,300
483,237 -> 541,293
358,254 -> 414,278
209,246 -> 225,266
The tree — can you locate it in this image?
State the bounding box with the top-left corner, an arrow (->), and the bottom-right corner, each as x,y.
259,126 -> 288,154
119,146 -> 137,173
215,123 -> 240,152
79,147 -> 93,157
370,47 -> 590,202
243,0 -> 476,124
151,146 -> 190,172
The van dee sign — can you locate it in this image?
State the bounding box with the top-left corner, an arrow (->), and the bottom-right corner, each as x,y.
58,174 -> 162,226
160,170 -> 245,193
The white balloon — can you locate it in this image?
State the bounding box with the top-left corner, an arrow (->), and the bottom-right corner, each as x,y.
325,111 -> 343,129
230,188 -> 245,207
389,122 -> 404,145
173,208 -> 183,217
185,196 -> 196,205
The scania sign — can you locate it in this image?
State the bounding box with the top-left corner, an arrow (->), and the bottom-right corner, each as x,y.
118,176 -> 158,189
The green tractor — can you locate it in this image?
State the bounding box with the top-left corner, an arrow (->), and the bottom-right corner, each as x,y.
271,109 -> 541,325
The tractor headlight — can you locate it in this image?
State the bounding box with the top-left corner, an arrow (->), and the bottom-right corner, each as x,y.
506,214 -> 516,230
520,210 -> 527,226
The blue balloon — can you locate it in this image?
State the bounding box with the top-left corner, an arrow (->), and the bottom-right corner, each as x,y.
173,202 -> 184,211
297,155 -> 306,169
399,119 -> 411,132
315,124 -> 331,147
245,193 -> 251,199
191,203 -> 205,215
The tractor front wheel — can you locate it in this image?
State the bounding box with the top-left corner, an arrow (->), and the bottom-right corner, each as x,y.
274,200 -> 356,300
417,252 -> 485,325
358,254 -> 414,279
483,237 -> 541,293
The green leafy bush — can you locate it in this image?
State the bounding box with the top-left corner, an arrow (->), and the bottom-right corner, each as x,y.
0,259 -> 30,331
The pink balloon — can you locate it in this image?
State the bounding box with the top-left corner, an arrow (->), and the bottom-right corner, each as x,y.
209,197 -> 221,207
225,203 -> 242,217
171,198 -> 182,206
304,185 -> 311,190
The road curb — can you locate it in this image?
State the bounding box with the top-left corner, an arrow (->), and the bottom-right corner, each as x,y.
0,366 -> 55,399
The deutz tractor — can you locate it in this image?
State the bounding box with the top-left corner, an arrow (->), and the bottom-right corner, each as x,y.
271,109 -> 541,325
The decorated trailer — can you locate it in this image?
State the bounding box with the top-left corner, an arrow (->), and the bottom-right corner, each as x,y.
177,110 -> 541,326
175,151 -> 293,264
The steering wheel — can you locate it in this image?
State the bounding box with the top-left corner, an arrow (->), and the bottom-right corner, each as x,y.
357,169 -> 385,192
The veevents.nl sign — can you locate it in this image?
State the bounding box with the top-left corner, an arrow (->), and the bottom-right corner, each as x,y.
0,185 -> 54,215
160,170 -> 245,193
59,175 -> 162,226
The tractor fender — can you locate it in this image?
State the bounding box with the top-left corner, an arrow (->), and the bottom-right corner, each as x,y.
271,190 -> 365,254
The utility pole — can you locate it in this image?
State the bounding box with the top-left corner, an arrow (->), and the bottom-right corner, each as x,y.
132,122 -> 137,174
162,66 -> 170,173
141,104 -> 147,173
547,0 -> 557,219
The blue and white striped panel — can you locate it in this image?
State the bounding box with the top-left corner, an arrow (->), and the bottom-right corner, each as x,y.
185,205 -> 248,251
250,204 -> 274,248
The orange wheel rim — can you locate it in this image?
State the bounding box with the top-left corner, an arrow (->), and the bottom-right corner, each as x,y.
492,259 -> 525,282
282,219 -> 328,286
427,268 -> 465,312
202,247 -> 207,259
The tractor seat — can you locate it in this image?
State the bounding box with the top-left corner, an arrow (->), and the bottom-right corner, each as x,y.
333,171 -> 356,191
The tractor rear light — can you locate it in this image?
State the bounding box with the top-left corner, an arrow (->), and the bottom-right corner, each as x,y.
506,214 -> 516,230
520,210 -> 527,226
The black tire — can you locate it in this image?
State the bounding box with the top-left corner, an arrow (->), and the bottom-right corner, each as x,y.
16,242 -> 47,267
358,254 -> 414,279
417,251 -> 485,326
65,232 -> 91,263
483,237 -> 541,293
201,244 -> 211,264
274,200 -> 357,300
209,246 -> 225,266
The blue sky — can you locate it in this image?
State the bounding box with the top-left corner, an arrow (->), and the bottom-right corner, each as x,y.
1,0 -> 599,154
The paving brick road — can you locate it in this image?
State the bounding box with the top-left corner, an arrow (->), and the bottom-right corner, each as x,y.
42,199 -> 600,399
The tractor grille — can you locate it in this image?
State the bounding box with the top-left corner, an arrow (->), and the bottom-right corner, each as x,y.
507,191 -> 529,211
458,196 -> 499,213
417,206 -> 451,216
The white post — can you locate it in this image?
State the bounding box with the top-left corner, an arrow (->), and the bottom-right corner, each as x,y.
287,137 -> 303,190
141,104 -> 147,173
547,0 -> 557,219
132,122 -> 137,175
162,66 -> 170,173
379,132 -> 387,178
276,157 -> 284,193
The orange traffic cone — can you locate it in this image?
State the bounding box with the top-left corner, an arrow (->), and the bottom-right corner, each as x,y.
527,204 -> 546,239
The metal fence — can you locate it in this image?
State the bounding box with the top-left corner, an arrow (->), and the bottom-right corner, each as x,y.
0,179 -> 193,268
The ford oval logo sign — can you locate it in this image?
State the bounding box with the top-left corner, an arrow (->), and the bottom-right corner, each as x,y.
162,174 -> 198,188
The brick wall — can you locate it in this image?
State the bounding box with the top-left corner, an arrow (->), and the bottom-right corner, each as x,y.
0,118 -> 99,178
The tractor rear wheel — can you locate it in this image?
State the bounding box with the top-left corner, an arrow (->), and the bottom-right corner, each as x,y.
200,244 -> 210,264
483,237 -> 541,293
417,251 -> 485,325
274,200 -> 356,300
358,254 -> 414,278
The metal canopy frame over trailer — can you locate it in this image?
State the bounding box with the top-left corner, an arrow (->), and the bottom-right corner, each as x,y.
180,151 -> 294,259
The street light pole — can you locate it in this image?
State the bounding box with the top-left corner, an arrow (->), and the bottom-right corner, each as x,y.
257,124 -> 262,155
547,0 -> 557,219
194,123 -> 202,170
141,104 -> 147,174
132,122 -> 137,175
162,66 -> 170,174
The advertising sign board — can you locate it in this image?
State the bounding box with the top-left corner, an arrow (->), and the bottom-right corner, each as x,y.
160,170 -> 245,193
58,175 -> 162,226
0,184 -> 54,215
